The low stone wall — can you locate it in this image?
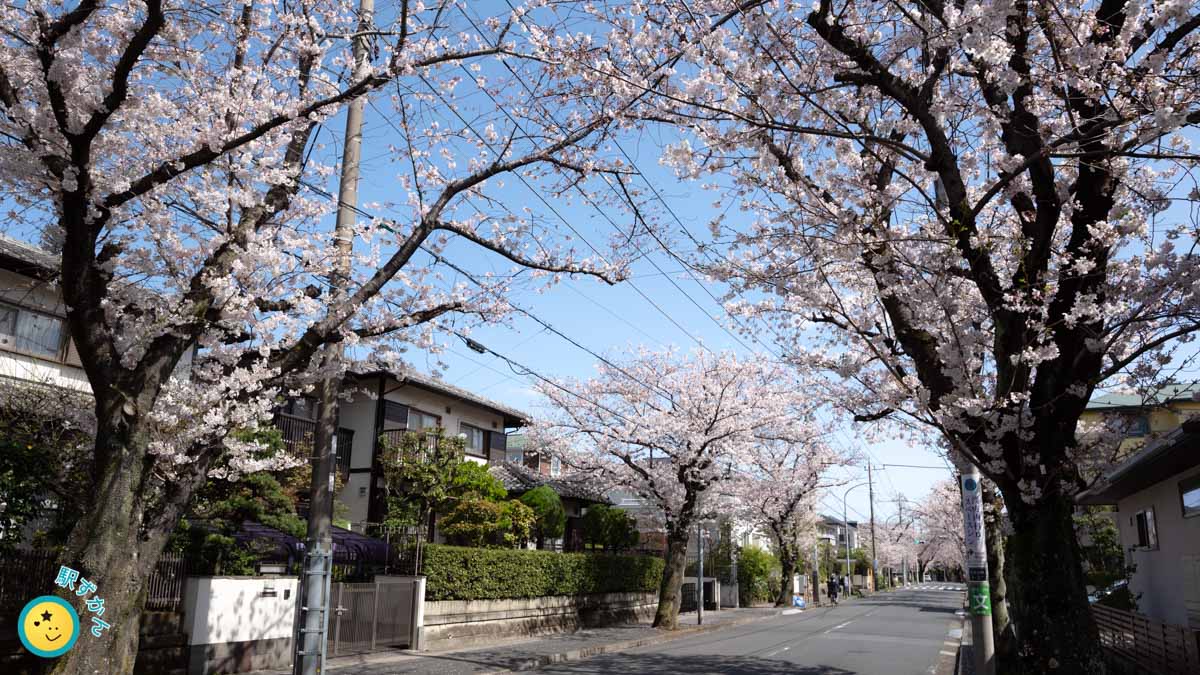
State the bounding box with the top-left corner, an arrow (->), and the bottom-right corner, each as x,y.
422,591 -> 657,651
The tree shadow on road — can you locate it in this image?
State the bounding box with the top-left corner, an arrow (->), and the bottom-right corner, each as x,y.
535,653 -> 857,674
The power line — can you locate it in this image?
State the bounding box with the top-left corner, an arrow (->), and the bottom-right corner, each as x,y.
411,72 -> 713,353
448,5 -> 771,358
294,176 -> 675,406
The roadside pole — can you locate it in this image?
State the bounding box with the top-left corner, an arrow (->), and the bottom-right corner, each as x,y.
957,460 -> 996,675
868,464 -> 877,592
295,1 -> 372,673
812,539 -> 821,605
696,522 -> 704,626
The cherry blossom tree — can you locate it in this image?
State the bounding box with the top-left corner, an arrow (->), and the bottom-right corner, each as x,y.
576,1 -> 1200,670
0,2 -> 677,671
732,429 -> 847,606
531,348 -> 806,629
912,479 -> 966,580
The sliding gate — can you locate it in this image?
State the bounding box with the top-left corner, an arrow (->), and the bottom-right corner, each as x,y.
330,577 -> 423,656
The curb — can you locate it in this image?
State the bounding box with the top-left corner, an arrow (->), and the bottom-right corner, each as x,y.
953,606 -> 973,675
479,608 -> 792,674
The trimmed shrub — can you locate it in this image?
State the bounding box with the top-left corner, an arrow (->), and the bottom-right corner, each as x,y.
422,544 -> 665,601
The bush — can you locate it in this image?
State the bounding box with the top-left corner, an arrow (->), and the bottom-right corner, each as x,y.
737,545 -> 780,606
440,498 -> 535,548
422,544 -> 665,601
520,486 -> 567,545
580,504 -> 639,552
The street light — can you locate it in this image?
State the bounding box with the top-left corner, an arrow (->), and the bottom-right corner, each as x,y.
843,482 -> 869,596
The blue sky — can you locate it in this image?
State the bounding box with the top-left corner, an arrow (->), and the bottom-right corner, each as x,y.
325,69 -> 955,527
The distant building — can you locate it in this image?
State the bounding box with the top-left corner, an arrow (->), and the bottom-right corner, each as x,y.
1083,383 -> 1200,456
817,515 -> 859,554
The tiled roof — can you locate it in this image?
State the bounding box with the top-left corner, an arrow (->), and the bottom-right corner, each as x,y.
0,234 -> 58,278
348,365 -> 530,426
488,461 -> 611,504
1087,382 -> 1200,410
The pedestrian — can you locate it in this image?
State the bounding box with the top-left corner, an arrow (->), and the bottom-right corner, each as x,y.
827,576 -> 839,605
840,577 -> 847,596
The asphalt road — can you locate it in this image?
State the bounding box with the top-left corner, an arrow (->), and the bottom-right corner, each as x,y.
538,584 -> 966,675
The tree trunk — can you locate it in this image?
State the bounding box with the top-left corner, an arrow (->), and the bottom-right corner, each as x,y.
776,549 -> 797,607
48,414 -> 172,675
1004,493 -> 1103,674
982,478 -> 1018,665
653,527 -> 690,629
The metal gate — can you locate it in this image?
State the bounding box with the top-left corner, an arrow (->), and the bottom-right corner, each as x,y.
330,577 -> 422,656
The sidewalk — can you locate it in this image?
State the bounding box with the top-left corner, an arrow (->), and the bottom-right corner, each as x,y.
260,606 -> 787,675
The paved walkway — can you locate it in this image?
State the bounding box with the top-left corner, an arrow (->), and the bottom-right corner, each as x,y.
263,607 -> 786,675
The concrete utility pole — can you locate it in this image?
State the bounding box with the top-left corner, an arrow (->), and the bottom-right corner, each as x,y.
956,457 -> 996,675
696,522 -> 704,626
295,1 -> 372,673
868,464 -> 877,592
812,538 -> 821,605
897,499 -> 907,586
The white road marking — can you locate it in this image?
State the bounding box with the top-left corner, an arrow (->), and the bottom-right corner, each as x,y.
939,650 -> 956,656
824,620 -> 853,634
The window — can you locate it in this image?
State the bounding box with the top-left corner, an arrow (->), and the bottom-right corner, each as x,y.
551,457 -> 562,477
1134,508 -> 1158,549
1181,475 -> 1200,519
460,423 -> 486,457
506,449 -> 524,464
1127,415 -> 1150,437
0,301 -> 65,360
408,409 -> 440,431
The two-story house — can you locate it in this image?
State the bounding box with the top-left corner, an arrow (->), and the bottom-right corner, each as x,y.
1082,383 -> 1200,456
273,368 -> 530,532
817,515 -> 858,554
0,235 -> 89,393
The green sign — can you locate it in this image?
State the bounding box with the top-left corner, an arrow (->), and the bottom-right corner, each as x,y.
969,583 -> 992,616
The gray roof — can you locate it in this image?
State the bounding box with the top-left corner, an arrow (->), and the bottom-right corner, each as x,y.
488,461 -> 610,504
0,234 -> 57,279
348,365 -> 529,427
1086,382 -> 1200,411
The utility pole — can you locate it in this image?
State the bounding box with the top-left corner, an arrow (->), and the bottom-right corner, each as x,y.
868,463 -> 877,593
898,499 -> 907,586
295,1 -> 372,673
956,457 -> 996,675
812,538 -> 821,606
696,522 -> 704,626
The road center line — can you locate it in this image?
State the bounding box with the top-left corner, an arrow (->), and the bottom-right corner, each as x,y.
825,620 -> 853,633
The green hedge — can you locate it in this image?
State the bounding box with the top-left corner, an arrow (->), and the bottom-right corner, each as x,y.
423,544 -> 665,601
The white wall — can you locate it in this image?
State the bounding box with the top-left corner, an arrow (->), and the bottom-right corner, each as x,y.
181,577 -> 298,646
1117,465 -> 1200,628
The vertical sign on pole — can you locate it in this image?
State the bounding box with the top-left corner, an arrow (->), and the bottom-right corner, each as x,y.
960,466 -> 996,675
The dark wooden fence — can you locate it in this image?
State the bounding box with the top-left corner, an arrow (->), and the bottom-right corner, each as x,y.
1092,603 -> 1200,674
0,550 -> 188,614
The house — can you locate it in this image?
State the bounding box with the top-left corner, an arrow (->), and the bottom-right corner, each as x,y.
0,235 -> 89,392
1077,417 -> 1200,630
504,433 -> 562,477
817,515 -> 859,554
488,461 -> 610,551
1082,383 -> 1200,456
272,367 -> 530,532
